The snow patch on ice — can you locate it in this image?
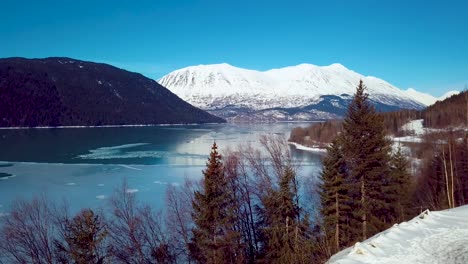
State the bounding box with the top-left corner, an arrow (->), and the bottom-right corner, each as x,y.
154,181 -> 168,185
0,174 -> 16,180
126,188 -> 139,193
76,143 -> 160,160
119,165 -> 142,171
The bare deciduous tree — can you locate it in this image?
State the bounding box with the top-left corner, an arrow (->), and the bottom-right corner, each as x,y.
0,196 -> 56,264
107,180 -> 173,263
165,179 -> 197,262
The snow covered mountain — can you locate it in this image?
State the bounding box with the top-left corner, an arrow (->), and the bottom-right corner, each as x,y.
404,88 -> 460,106
328,205 -> 468,264
158,63 -> 430,121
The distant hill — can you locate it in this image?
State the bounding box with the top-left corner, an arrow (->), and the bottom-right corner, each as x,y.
423,90 -> 468,128
0,57 -> 225,127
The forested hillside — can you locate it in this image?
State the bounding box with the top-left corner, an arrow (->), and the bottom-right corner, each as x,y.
423,90 -> 468,128
0,57 -> 225,127
289,90 -> 467,147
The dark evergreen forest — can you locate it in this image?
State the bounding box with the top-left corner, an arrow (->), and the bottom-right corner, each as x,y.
0,57 -> 225,127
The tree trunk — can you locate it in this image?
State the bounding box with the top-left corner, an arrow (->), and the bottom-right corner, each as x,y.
361,178 -> 367,240
449,141 -> 455,207
335,192 -> 340,251
442,147 -> 452,208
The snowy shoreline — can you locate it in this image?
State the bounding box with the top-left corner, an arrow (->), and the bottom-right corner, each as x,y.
0,122 -> 224,130
288,142 -> 327,152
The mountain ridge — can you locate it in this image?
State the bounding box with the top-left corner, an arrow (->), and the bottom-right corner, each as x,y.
0,57 -> 225,127
158,63 -> 440,121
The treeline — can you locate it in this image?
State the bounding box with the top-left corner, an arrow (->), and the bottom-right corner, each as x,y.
289,90 -> 468,147
289,109 -> 421,147
414,131 -> 468,210
423,90 -> 468,128
289,120 -> 342,148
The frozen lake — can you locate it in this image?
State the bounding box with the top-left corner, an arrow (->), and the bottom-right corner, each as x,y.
0,123 -> 323,214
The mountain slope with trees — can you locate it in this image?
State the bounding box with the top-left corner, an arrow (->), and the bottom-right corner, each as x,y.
0,57 -> 225,127
289,90 -> 468,147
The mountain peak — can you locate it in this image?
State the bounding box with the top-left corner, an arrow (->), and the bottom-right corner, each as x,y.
440,90 -> 460,100
326,63 -> 347,69
159,62 -> 427,113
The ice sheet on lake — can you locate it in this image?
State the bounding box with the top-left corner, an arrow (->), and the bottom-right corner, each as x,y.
76,143 -> 166,159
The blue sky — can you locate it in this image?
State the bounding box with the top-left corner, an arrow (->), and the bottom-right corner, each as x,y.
1,0 -> 467,96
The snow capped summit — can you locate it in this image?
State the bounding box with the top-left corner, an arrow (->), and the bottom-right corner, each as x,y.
404,88 -> 460,106
159,63 -> 423,110
440,90 -> 460,101
158,63 -> 431,121
404,88 -> 438,106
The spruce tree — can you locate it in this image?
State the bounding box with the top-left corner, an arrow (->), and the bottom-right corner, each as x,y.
191,142 -> 243,264
259,166 -> 311,264
341,80 -> 393,240
319,138 -> 351,253
55,209 -> 107,264
388,145 -> 412,222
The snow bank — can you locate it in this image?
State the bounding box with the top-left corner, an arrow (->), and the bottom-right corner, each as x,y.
328,205 -> 468,264
288,142 -> 327,152
401,119 -> 424,135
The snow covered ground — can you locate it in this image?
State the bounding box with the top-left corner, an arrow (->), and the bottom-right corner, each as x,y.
393,119 -> 426,143
288,142 -> 328,152
328,205 -> 468,264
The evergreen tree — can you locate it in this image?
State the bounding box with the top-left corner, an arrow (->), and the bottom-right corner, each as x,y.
259,166 -> 312,264
319,138 -> 351,253
190,143 -> 244,264
388,145 -> 412,222
341,80 -> 393,240
55,209 -> 107,264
